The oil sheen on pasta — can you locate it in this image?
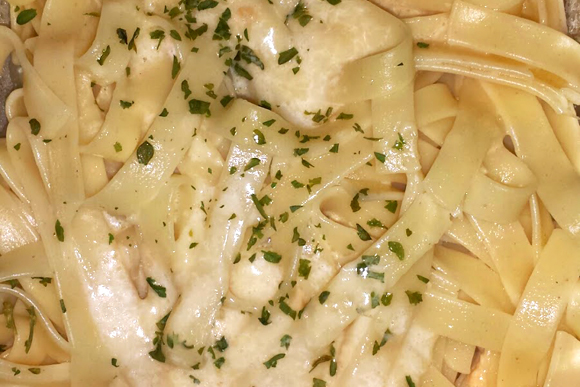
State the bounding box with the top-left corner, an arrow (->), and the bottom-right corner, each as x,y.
0,0 -> 579,387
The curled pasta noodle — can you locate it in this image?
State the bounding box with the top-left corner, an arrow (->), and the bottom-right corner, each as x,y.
0,0 -> 579,386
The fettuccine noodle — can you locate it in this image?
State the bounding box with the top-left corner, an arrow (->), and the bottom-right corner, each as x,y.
0,0 -> 579,386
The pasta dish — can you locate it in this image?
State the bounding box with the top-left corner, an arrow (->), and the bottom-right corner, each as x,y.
0,0 -> 579,386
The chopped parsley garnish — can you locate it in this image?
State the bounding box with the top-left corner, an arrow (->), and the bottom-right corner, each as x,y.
137,141 -> 154,165
238,45 -> 265,70
159,108 -> 169,117
244,158 -> 261,171
233,63 -> 253,80
313,379 -> 327,387
278,47 -> 298,65
214,336 -> 228,352
279,299 -> 297,320
356,255 -> 384,282
298,259 -> 311,279
405,290 -> 423,305
416,42 -> 429,48
13,143 -> 21,150
29,118 -> 41,135
263,119 -> 276,127
326,0 -> 342,4
146,277 -> 167,298
388,241 -> 405,260
171,56 -> 180,79
262,251 -> 282,264
406,228 -> 413,236
113,142 -> 123,153
28,368 -> 41,375
264,353 -> 285,369
111,358 -> 119,367
16,8 -> 37,25
417,275 -> 430,283
258,306 -> 271,325
260,100 -> 272,110
148,312 -> 171,362
371,292 -> 380,309
119,100 -> 134,109
356,224 -> 371,241
337,112 -> 353,120
250,194 -> 268,219
291,180 -> 304,189
213,8 -> 232,41
350,193 -> 361,212
329,144 -> 339,153
385,200 -> 398,213
362,255 -> 380,265
367,218 -> 386,229
198,0 -> 219,10
97,45 -> 111,66
294,148 -> 309,156
374,152 -> 386,164
214,357 -> 225,369
393,133 -> 406,150
288,1 -> 312,26
117,28 -> 128,44
253,129 -> 266,145
381,292 -> 393,306
406,375 -> 416,387
292,228 -> 306,246
24,307 -> 36,353
3,301 -> 14,329
55,220 -> 64,242
170,30 -> 182,41
372,329 -> 391,355
31,277 -> 51,287
150,30 -> 165,49
127,28 -> 140,52
189,99 -> 211,115
60,299 -> 66,313
181,80 -> 192,99
220,95 -> 234,107
280,334 -> 292,350
290,205 -> 302,213
319,291 -> 330,304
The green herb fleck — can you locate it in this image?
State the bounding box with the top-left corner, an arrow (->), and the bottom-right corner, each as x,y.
29,118 -> 41,135
146,277 -> 167,298
385,200 -> 398,214
17,8 -> 37,25
55,220 -> 64,242
264,353 -> 285,369
388,241 -> 405,260
319,291 -> 330,304
356,224 -> 371,241
298,259 -> 311,279
120,100 -> 134,109
278,47 -> 298,65
262,251 -> 282,264
137,141 -> 154,165
405,290 -> 423,305
97,45 -> 111,66
189,99 -> 211,115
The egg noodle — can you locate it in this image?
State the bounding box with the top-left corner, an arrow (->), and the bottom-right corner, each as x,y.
0,0 -> 579,386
